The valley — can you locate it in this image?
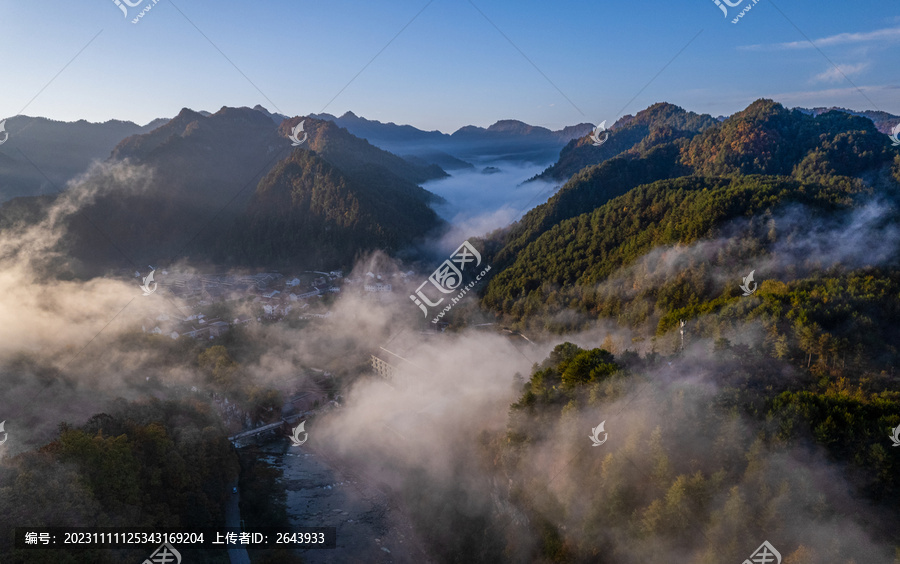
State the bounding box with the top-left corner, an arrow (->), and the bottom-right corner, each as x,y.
2,4 -> 900,561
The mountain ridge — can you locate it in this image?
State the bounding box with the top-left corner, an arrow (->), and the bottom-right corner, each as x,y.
480,98 -> 900,327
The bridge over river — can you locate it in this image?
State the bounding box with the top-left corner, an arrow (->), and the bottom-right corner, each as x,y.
228,413 -> 305,448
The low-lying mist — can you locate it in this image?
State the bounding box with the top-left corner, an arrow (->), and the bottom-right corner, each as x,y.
0,159 -> 897,563
422,160 -> 559,254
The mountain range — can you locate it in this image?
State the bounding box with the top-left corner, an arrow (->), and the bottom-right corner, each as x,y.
463,99 -> 900,562
0,115 -> 165,202
794,106 -> 900,134
4,98 -> 900,563
0,107 -> 450,274
0,108 -> 595,205
310,110 -> 594,165
481,99 -> 900,331
2,101 -> 898,281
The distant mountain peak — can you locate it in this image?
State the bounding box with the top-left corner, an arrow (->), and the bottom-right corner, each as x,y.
488,119 -> 530,129
173,107 -> 207,122
252,105 -> 289,123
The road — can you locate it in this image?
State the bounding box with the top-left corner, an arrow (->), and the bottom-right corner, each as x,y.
225,479 -> 251,564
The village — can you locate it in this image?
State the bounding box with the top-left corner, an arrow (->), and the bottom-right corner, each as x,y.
136,268 -> 411,340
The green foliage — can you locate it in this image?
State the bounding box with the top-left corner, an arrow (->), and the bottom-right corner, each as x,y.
492,142 -> 689,271
199,345 -> 239,390
681,100 -> 892,177
510,343 -> 621,427
484,174 -> 863,324
772,379 -> 900,496
493,343 -> 900,562
0,399 -> 236,563
560,348 -> 618,388
535,101 -> 717,182
197,345 -> 285,424
227,148 -> 442,268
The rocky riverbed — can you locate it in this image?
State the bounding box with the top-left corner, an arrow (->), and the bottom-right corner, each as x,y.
255,441 -> 432,564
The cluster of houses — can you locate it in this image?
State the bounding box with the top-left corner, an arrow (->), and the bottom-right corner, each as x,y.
142,312 -> 252,340
138,268 -> 435,339
159,271 -> 286,306
255,271 -> 342,320
140,270 -> 345,338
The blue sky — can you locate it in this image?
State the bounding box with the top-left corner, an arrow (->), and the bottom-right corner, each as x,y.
2,1 -> 898,132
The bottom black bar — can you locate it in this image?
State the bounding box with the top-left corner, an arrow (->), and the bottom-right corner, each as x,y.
14,527 -> 336,549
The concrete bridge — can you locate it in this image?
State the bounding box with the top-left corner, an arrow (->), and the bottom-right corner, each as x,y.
228,413 -> 304,448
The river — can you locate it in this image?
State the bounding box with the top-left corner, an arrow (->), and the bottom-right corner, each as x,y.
255,440 -> 433,564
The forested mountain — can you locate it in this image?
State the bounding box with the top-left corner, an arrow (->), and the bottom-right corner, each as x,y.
487,99 -> 897,277
489,143 -> 690,270
450,119 -> 592,144
0,108 -> 446,273
0,115 -> 165,203
437,100 -> 900,562
532,102 -> 718,182
681,100 -> 890,178
309,110 -> 448,148
795,106 -> 900,135
110,106 -> 286,208
482,99 -> 900,361
45,106 -> 299,272
281,116 -> 448,185
484,341 -> 900,562
219,147 -> 443,267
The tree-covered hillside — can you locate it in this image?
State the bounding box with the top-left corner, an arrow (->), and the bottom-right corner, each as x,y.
0,399 -> 237,563
486,342 -> 900,563
490,100 -> 897,278
533,102 -> 718,182
482,102 -> 900,354
0,109 -> 448,274
220,148 -> 443,267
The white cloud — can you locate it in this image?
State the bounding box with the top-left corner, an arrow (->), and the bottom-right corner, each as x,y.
741,26 -> 900,51
813,62 -> 870,83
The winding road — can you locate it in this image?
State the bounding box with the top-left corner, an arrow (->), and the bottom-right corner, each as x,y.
225,479 -> 251,564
